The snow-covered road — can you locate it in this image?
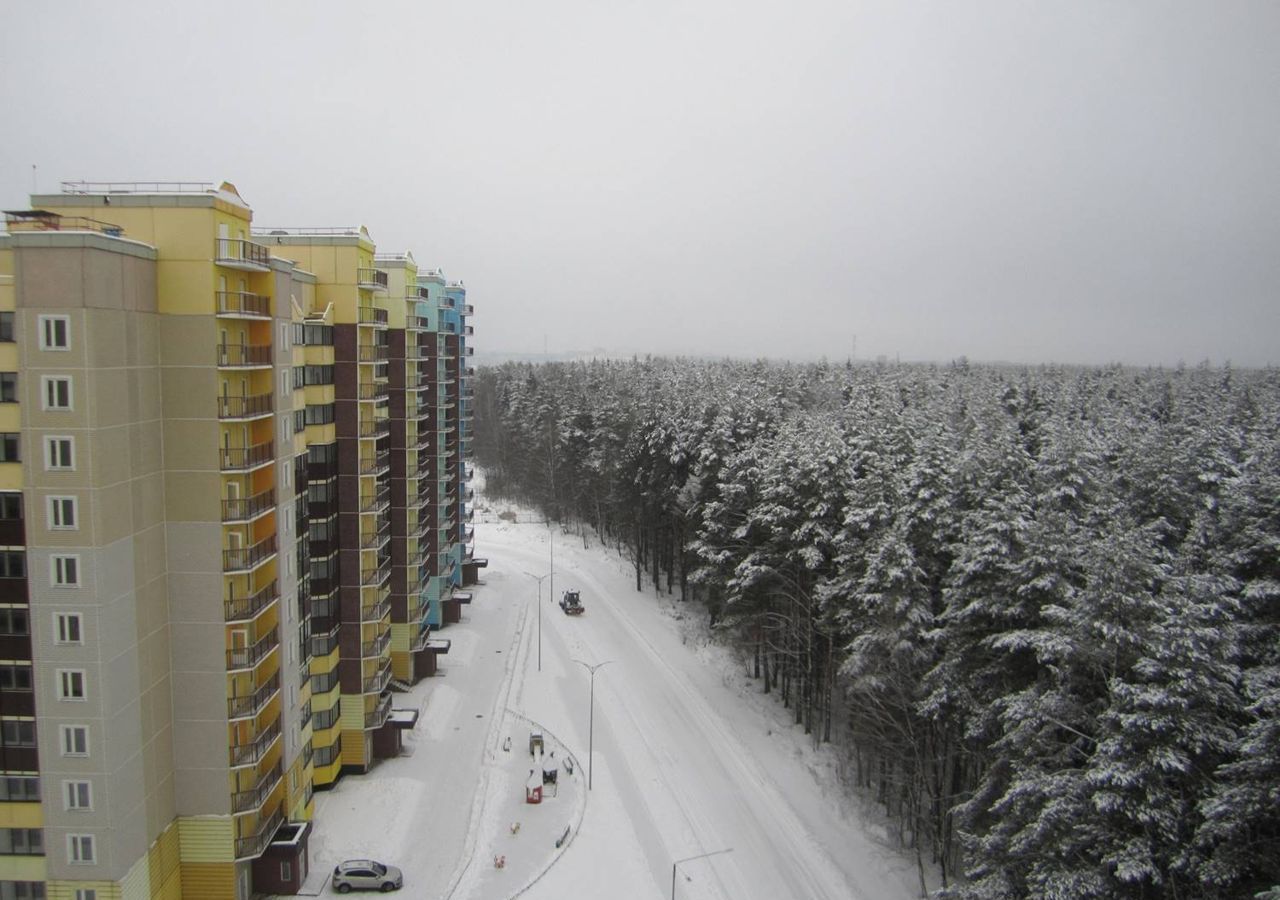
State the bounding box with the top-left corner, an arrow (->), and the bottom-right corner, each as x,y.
484,522 -> 923,900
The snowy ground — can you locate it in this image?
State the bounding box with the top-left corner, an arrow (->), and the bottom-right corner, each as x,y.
293,506 -> 926,899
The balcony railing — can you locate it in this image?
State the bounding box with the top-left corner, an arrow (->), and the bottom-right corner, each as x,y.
359,452 -> 390,475
358,492 -> 390,515
229,719 -> 281,769
362,662 -> 392,697
226,626 -> 279,672
360,562 -> 391,587
215,238 -> 271,272
218,393 -> 274,420
225,580 -> 279,623
217,343 -> 273,368
361,595 -> 390,623
221,441 -> 274,471
222,489 -> 276,523
360,521 -> 390,549
358,382 -> 389,401
356,268 -> 389,291
216,290 -> 271,317
358,306 -> 388,326
357,344 -> 388,362
223,535 -> 278,573
459,304 -> 474,316
234,808 -> 283,860
364,691 -> 392,729
228,671 -> 281,720
232,760 -> 283,815
361,629 -> 391,659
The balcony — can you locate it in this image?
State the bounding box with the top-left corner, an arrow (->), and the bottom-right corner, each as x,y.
360,521 -> 390,550
358,452 -> 390,475
363,662 -> 392,697
224,535 -> 278,573
216,290 -> 272,318
463,325 -> 474,336
364,691 -> 392,729
218,393 -> 274,420
358,382 -> 389,402
358,492 -> 390,516
310,620 -> 340,658
225,580 -> 280,623
360,561 -> 391,587
357,344 -> 389,363
357,268 -> 389,292
227,626 -> 279,672
234,808 -> 283,860
221,440 -> 274,472
358,418 -> 391,439
229,719 -> 282,769
217,342 -> 273,368
361,628 -> 391,659
215,238 -> 271,272
232,760 -> 283,815
358,306 -> 388,326
361,595 -> 390,623
228,671 -> 281,721
222,489 -> 276,523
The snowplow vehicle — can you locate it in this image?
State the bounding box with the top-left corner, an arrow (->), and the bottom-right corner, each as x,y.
559,590 -> 584,616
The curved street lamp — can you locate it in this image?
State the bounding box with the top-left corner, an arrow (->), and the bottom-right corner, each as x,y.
671,847 -> 734,899
571,658 -> 613,790
522,570 -> 550,672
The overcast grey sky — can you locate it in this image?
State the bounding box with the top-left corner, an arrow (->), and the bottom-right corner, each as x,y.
2,0 -> 1277,366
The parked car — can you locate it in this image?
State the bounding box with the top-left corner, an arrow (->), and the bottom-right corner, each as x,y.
333,859 -> 403,893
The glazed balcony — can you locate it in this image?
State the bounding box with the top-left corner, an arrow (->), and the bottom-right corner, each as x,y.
364,691 -> 392,729
225,580 -> 279,623
215,238 -> 271,272
229,719 -> 281,769
216,290 -> 272,318
228,671 -> 281,721
221,440 -> 274,472
356,268 -> 389,292
217,342 -> 273,368
218,393 -> 274,421
232,760 -> 283,815
226,626 -> 279,672
234,808 -> 283,860
310,620 -> 340,658
222,488 -> 276,524
358,306 -> 388,326
223,535 -> 278,573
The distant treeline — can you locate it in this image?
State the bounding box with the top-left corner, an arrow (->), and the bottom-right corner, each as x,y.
473,357 -> 1280,899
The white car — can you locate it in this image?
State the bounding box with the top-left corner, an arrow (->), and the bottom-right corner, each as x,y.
332,859 -> 403,893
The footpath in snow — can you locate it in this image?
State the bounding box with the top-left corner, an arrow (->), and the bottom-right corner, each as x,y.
291,511 -> 924,899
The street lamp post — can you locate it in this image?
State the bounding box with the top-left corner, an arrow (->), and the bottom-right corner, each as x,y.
671,848 -> 734,899
572,658 -> 613,790
522,570 -> 550,672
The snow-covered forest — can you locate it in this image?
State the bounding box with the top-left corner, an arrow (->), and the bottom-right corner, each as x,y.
472,357 -> 1279,899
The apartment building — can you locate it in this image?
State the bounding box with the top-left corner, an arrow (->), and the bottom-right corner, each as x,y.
0,181 -> 472,900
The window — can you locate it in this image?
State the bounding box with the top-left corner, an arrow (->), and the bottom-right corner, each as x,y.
57,670 -> 86,701
44,437 -> 74,471
280,861 -> 292,882
0,552 -> 24,579
0,776 -> 40,802
67,833 -> 95,864
0,312 -> 14,343
75,891 -> 97,900
0,375 -> 15,404
0,435 -> 18,462
0,666 -> 32,692
64,780 -> 92,811
51,556 -> 80,587
0,882 -> 47,900
59,725 -> 88,756
0,608 -> 27,636
47,496 -> 77,529
0,494 -> 22,520
0,721 -> 36,748
41,376 -> 72,411
0,828 -> 43,855
38,316 -> 69,351
304,403 -> 334,425
55,613 -> 83,644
